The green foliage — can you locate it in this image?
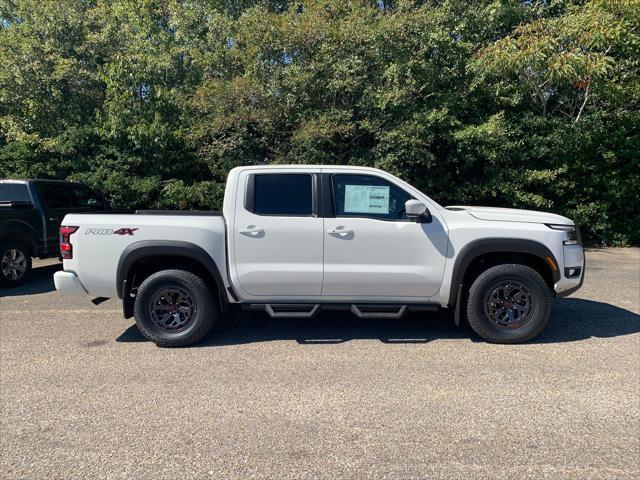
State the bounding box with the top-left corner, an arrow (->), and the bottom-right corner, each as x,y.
1,0 -> 638,244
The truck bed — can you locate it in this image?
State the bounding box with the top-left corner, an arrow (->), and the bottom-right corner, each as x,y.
59,211 -> 228,298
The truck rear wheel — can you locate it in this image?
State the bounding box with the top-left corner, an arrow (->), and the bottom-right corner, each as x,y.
133,269 -> 218,347
466,263 -> 551,344
0,240 -> 32,287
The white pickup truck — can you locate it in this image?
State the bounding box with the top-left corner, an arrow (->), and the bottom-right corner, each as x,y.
54,165 -> 584,346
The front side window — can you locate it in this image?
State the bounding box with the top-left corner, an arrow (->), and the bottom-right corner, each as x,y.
332,174 -> 413,220
252,174 -> 313,216
38,184 -> 73,209
0,184 -> 31,202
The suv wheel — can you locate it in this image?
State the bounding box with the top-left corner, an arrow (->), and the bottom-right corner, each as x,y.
0,241 -> 32,287
133,269 -> 218,347
466,264 -> 551,344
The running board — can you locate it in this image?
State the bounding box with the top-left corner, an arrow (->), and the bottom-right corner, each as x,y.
351,304 -> 407,319
245,303 -> 438,319
264,304 -> 319,318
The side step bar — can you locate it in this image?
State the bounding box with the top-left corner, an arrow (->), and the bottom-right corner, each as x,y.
264,304 -> 319,318
351,305 -> 407,319
246,303 -> 438,319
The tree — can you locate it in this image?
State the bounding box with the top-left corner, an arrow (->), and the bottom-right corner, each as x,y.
1,0 -> 638,243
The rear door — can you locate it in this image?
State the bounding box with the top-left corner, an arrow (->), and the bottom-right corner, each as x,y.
36,183 -> 75,254
37,183 -> 107,254
231,169 -> 324,297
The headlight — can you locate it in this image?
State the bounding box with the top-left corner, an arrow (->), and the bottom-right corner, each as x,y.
546,224 -> 579,245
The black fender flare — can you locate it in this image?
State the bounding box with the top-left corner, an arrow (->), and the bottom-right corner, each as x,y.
448,238 -> 561,307
116,240 -> 228,307
0,220 -> 39,253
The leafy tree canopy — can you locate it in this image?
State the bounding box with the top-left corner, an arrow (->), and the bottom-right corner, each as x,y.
1,0 -> 638,244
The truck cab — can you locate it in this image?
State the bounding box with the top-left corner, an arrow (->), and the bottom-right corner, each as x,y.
224,166 -> 449,301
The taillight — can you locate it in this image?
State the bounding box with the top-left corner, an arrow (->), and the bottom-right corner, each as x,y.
59,226 -> 79,259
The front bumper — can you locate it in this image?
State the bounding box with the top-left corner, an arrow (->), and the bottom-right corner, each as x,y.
554,245 -> 586,297
54,271 -> 88,296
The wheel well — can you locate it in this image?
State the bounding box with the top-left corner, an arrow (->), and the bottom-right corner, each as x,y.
127,255 -> 217,292
0,233 -> 35,254
462,252 -> 555,292
123,255 -> 223,318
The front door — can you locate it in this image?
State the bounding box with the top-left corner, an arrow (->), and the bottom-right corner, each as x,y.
232,170 -> 324,297
322,173 -> 448,298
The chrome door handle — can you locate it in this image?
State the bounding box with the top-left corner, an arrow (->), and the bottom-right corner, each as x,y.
239,226 -> 264,236
328,227 -> 353,236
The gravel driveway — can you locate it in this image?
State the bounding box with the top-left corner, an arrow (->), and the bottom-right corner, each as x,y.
1,248 -> 638,479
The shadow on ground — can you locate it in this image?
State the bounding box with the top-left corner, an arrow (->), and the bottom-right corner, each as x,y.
117,297 -> 639,347
0,263 -> 61,297
118,308 -> 465,345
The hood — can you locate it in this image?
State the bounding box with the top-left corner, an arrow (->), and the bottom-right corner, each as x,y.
446,206 -> 574,225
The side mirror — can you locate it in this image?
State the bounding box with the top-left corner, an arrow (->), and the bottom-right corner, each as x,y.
405,199 -> 431,223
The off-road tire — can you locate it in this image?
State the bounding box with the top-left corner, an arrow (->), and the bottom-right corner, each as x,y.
467,263 -> 551,344
134,269 -> 218,347
0,240 -> 32,287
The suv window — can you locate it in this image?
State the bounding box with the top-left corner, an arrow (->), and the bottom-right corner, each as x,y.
72,186 -> 104,209
332,174 -> 413,220
0,184 -> 31,202
38,184 -> 74,209
252,174 -> 313,216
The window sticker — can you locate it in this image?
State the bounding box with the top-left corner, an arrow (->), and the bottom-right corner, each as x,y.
344,185 -> 390,214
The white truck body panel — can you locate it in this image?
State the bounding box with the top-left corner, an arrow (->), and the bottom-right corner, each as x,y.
60,214 -> 228,299
55,165 -> 584,308
437,208 -> 582,301
447,205 -> 574,225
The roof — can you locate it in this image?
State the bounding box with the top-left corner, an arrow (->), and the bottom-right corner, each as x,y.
230,164 -> 386,172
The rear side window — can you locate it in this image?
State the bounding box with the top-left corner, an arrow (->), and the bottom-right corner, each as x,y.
0,184 -> 31,202
251,174 -> 313,216
38,184 -> 73,209
72,186 -> 104,209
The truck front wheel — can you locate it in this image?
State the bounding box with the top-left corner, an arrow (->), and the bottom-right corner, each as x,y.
466,264 -> 551,344
133,269 -> 218,347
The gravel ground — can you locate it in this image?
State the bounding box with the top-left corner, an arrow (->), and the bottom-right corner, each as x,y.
1,248 -> 639,479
